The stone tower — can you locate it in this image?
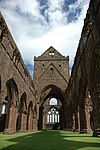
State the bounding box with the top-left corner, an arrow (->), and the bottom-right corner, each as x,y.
33,46 -> 69,130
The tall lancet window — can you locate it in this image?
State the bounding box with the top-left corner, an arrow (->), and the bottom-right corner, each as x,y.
47,107 -> 59,123
2,104 -> 6,114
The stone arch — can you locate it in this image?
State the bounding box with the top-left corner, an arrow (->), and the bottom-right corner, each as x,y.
40,84 -> 65,105
38,84 -> 65,130
2,78 -> 19,133
16,92 -> 27,132
77,76 -> 93,133
19,92 -> 27,113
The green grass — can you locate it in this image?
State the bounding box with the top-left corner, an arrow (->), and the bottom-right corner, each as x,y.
0,130 -> 100,150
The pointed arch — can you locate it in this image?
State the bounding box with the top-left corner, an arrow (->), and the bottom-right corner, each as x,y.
40,84 -> 65,105
1,78 -> 19,132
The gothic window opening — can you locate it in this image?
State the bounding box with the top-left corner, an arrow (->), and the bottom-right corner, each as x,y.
88,90 -> 91,98
1,104 -> 6,114
47,108 -> 59,123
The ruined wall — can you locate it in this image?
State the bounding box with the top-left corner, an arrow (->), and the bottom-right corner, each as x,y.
33,46 -> 70,129
65,0 -> 100,136
0,13 -> 38,133
0,0 -> 100,135
34,46 -> 69,104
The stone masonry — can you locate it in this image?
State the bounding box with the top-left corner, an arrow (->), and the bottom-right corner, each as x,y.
65,0 -> 100,136
0,0 -> 100,136
33,46 -> 70,129
0,13 -> 38,133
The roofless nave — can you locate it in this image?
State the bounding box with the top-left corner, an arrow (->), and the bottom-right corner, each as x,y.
0,0 -> 100,137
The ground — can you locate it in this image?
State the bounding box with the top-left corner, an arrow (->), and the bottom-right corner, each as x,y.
0,131 -> 100,150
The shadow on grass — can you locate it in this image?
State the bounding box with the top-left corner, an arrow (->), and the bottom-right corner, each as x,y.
0,131 -> 100,150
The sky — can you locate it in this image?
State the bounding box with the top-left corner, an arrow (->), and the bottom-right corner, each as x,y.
0,0 -> 90,77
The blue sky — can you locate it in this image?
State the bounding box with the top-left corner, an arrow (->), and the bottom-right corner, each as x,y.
0,0 -> 90,77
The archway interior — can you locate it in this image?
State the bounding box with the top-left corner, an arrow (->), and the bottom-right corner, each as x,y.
38,85 -> 65,130
0,79 -> 19,132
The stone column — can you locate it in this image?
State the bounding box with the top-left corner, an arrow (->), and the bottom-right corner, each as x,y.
84,97 -> 92,133
75,107 -> 80,132
79,101 -> 87,133
4,104 -> 17,133
28,114 -> 33,131
33,116 -> 37,131
43,110 -> 48,129
20,112 -> 27,131
91,90 -> 100,136
38,106 -> 43,130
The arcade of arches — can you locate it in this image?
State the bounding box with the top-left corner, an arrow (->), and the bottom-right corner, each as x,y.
0,0 -> 100,137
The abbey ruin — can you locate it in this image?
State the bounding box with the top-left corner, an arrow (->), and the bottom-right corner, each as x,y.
0,0 -> 100,136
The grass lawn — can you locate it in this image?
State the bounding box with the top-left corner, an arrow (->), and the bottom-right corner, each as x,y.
0,130 -> 100,150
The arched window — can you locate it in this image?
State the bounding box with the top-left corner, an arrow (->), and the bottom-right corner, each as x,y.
47,107 -> 59,123
49,98 -> 57,105
2,104 -> 6,114
49,51 -> 54,56
88,90 -> 91,98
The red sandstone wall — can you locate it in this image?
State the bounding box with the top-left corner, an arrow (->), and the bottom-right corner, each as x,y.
0,13 -> 38,133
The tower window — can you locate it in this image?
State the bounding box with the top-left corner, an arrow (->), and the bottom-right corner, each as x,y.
49,51 -> 54,56
59,64 -> 61,67
50,68 -> 53,71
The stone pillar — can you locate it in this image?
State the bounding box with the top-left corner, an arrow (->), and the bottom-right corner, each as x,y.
33,108 -> 37,131
20,112 -> 27,131
75,107 -> 80,132
92,90 -> 100,136
28,115 -> 33,131
33,116 -> 37,131
43,110 -> 48,129
38,106 -> 43,130
79,102 -> 87,133
4,104 -> 17,133
84,97 -> 92,133
65,105 -> 72,130
79,96 -> 92,134
42,110 -> 45,130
